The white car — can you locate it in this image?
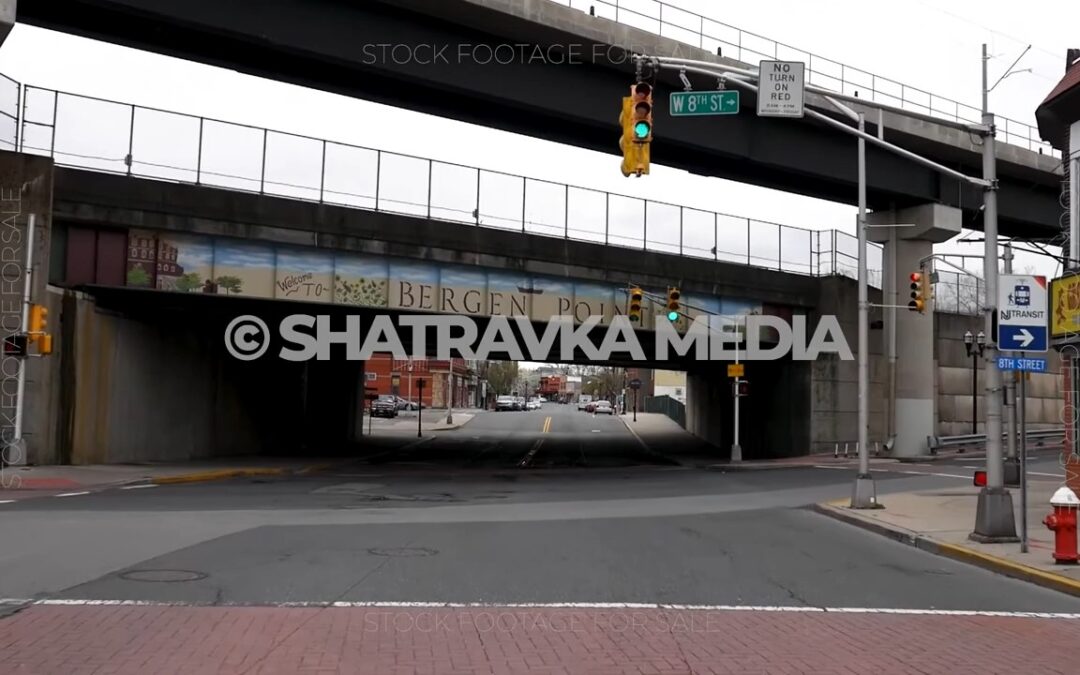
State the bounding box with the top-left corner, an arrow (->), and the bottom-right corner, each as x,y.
576,397 -> 593,411
526,400 -> 540,410
593,400 -> 614,415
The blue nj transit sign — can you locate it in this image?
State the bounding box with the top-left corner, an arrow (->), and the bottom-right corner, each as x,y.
997,275 -> 1048,353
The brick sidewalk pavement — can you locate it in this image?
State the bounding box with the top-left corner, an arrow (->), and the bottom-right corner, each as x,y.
1,604 -> 1078,674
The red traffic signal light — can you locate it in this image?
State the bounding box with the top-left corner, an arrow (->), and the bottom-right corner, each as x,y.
973,470 -> 987,487
908,271 -> 927,313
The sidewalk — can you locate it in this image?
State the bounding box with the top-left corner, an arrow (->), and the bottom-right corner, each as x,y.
816,479 -> 1080,597
617,412 -> 892,470
0,456 -> 344,495
363,408 -> 480,434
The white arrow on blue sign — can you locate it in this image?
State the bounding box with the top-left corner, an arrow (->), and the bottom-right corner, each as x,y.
997,275 -> 1048,353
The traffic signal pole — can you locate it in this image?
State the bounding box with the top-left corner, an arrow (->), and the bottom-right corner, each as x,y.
12,214 -> 35,452
643,55 -> 995,521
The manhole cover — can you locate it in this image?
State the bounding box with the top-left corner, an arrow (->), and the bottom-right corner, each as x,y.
367,547 -> 438,557
119,569 -> 208,583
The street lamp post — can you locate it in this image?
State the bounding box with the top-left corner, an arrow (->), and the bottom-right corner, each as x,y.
963,330 -> 986,436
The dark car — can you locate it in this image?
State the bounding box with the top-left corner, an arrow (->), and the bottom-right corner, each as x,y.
371,395 -> 398,418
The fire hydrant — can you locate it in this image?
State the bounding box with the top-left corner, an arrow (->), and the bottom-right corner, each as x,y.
1043,487 -> 1080,565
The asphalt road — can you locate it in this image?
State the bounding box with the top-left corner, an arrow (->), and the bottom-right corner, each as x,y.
1,406 -> 1077,615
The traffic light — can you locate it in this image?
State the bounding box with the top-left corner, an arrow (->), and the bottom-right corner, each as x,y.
666,287 -> 681,321
619,82 -> 652,177
908,271 -> 929,313
28,304 -> 47,341
733,380 -> 749,397
628,287 -> 644,323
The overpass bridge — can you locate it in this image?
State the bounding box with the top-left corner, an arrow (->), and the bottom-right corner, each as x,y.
14,0 -> 1065,239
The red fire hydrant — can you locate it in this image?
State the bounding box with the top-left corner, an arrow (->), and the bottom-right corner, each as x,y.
1043,487 -> 1080,565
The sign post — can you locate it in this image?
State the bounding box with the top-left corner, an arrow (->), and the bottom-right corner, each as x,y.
629,378 -> 641,422
364,386 -> 378,436
756,61 -> 805,118
997,274 -> 1047,553
669,91 -> 740,117
416,379 -> 425,438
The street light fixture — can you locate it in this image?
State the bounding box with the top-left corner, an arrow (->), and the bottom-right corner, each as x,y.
963,330 -> 987,437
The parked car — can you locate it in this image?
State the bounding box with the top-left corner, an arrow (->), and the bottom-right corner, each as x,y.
371,395 -> 398,418
585,402 -> 597,413
394,396 -> 418,411
495,395 -> 517,411
526,400 -> 540,410
577,396 -> 593,411
593,400 -> 614,415
517,397 -> 527,411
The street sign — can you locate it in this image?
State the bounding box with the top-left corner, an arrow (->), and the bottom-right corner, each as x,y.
996,356 -> 1048,373
757,61 -> 805,118
669,90 -> 740,117
629,378 -> 642,390
997,274 -> 1048,353
727,363 -> 744,378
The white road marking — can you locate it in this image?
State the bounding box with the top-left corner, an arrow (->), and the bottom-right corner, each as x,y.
0,499 -> 15,505
591,429 -> 601,433
2,598 -> 1078,619
1027,471 -> 1066,478
120,484 -> 157,490
54,491 -> 90,498
812,465 -> 849,470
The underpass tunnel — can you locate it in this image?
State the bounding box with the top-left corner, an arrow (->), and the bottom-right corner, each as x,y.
42,287 -> 365,465
685,358 -> 810,460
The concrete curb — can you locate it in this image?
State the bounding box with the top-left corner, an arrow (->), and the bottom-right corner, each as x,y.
706,462 -> 832,472
811,503 -> 1080,599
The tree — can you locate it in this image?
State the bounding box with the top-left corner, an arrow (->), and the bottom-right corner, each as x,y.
483,361 -> 519,395
174,273 -> 203,293
215,275 -> 243,295
126,266 -> 150,287
582,367 -> 625,400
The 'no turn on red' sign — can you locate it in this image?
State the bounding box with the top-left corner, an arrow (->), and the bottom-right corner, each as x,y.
757,61 -> 805,118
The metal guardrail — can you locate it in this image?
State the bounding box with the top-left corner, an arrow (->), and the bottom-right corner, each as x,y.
554,0 -> 1056,157
13,80 -> 886,284
927,427 -> 1065,453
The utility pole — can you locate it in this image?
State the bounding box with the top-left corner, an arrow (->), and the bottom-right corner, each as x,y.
851,110 -> 876,508
1002,243 -> 1019,484
971,43 -> 1018,542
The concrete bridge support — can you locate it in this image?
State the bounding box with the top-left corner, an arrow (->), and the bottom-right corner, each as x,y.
869,204 -> 962,458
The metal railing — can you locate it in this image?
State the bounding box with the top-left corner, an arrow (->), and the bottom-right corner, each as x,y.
643,394 -> 685,428
928,427 -> 1065,453
555,0 -> 1055,156
15,82 -> 884,284
933,268 -> 984,316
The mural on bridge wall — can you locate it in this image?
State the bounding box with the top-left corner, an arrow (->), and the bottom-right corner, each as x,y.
124,229 -> 768,328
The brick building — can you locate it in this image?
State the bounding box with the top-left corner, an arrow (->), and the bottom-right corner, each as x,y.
364,355 -> 477,408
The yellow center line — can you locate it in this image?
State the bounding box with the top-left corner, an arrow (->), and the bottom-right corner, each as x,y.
519,417 -> 552,468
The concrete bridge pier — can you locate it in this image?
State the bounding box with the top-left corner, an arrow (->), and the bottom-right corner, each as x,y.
869,204 -> 962,459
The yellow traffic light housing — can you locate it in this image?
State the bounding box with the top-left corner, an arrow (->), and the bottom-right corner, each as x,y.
628,287 -> 644,323
28,304 -> 47,341
908,272 -> 927,313
666,287 -> 681,321
619,82 -> 652,177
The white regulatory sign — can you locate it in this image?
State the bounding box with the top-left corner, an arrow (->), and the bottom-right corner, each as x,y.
757,60 -> 805,118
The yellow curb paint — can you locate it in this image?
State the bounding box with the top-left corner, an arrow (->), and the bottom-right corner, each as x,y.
935,542 -> 1080,597
824,499 -> 848,507
152,467 -> 285,485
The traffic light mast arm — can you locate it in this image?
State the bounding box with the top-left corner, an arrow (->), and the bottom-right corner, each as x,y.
645,58 -> 992,188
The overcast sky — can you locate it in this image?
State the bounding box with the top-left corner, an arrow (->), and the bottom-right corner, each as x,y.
0,0 -> 1073,283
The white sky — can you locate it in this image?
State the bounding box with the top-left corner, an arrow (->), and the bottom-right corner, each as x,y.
0,0 -> 1073,283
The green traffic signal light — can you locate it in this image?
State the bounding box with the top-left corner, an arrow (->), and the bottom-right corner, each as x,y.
634,121 -> 651,139
667,310 -> 679,322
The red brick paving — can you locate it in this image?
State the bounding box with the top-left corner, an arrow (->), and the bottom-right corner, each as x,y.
0,605 -> 1078,674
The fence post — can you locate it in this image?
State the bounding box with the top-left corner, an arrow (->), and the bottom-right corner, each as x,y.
522,178 -> 527,233
195,118 -> 204,185
605,192 -> 610,245
679,206 -> 683,255
643,199 -> 648,250
565,184 -> 570,239
13,81 -> 21,152
126,104 -> 135,176
375,151 -> 381,210
259,128 -> 268,193
427,159 -> 433,219
777,224 -> 783,271
714,212 -> 719,261
319,140 -> 326,203
746,218 -> 751,265
475,168 -> 481,226
49,92 -> 58,158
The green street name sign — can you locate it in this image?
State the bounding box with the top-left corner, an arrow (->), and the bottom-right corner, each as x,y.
669,90 -> 740,117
